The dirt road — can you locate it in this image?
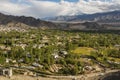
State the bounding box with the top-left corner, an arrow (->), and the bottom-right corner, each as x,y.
0,69 -> 119,80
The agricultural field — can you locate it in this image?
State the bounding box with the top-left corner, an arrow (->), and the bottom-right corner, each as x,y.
71,47 -> 95,55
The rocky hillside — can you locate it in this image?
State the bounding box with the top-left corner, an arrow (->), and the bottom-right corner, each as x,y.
0,13 -> 56,29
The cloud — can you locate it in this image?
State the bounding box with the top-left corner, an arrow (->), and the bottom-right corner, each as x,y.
0,0 -> 120,18
0,0 -> 30,16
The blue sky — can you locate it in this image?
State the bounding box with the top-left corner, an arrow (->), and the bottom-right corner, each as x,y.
0,0 -> 119,18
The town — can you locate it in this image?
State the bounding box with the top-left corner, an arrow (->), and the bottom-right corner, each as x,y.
0,26 -> 120,79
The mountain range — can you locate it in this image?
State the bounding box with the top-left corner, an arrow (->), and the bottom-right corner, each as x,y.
44,10 -> 120,23
0,10 -> 120,30
44,10 -> 120,30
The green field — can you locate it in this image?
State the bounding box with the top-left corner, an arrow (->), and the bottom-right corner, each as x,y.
71,47 -> 95,55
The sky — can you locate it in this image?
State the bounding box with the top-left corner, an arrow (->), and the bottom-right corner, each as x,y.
0,0 -> 120,18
